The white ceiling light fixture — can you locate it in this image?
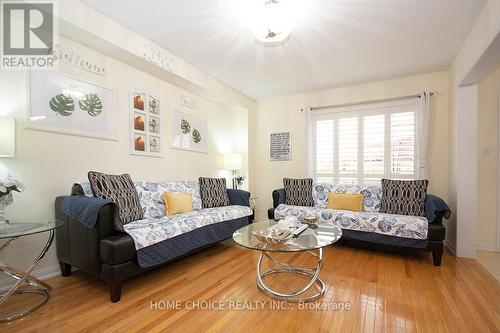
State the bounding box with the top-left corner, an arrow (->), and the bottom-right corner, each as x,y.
253,0 -> 292,47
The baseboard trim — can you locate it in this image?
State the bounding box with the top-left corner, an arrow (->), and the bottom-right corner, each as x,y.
0,265 -> 61,292
445,240 -> 456,255
476,243 -> 500,252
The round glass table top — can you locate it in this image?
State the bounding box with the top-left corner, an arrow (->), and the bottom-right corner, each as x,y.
232,220 -> 342,252
0,220 -> 64,239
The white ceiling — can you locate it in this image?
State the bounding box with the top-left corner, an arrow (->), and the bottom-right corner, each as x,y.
82,0 -> 485,99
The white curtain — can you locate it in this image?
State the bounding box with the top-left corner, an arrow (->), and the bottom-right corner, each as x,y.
415,91 -> 431,179
304,106 -> 314,177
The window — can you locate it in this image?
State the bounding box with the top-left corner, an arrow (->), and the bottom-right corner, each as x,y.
311,100 -> 418,185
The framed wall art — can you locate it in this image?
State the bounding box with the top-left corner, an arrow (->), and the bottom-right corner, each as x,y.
28,71 -> 118,140
170,110 -> 207,153
129,87 -> 163,157
270,132 -> 292,161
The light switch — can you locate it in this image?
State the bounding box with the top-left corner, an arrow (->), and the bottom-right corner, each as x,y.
481,146 -> 491,156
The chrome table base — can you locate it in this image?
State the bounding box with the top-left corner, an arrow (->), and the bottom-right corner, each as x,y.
0,230 -> 54,322
257,248 -> 325,302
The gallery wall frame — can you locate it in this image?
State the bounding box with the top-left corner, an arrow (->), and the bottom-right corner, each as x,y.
27,71 -> 118,141
129,86 -> 163,157
170,109 -> 207,154
269,132 -> 292,161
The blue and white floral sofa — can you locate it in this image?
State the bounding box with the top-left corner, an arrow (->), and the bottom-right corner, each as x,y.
268,184 -> 450,266
56,180 -> 252,302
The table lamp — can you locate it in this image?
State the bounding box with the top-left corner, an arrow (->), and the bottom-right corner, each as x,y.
224,153 -> 242,189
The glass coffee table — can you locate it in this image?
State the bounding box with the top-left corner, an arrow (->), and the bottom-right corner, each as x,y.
232,220 -> 342,302
0,221 -> 63,322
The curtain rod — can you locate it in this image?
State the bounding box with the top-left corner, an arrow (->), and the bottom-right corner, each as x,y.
305,92 -> 437,112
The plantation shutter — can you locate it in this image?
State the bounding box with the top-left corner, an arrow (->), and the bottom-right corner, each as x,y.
311,98 -> 419,185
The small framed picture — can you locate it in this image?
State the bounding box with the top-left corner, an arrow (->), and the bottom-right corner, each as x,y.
148,135 -> 161,153
171,110 -> 207,153
134,133 -> 146,152
149,96 -> 160,114
270,132 -> 292,161
149,116 -> 160,134
130,88 -> 163,157
134,112 -> 146,131
133,92 -> 146,111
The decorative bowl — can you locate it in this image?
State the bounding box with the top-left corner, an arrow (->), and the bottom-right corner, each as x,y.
252,229 -> 292,247
303,215 -> 318,225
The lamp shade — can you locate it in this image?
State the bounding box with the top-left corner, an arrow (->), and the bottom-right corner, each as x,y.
224,153 -> 242,171
0,117 -> 15,157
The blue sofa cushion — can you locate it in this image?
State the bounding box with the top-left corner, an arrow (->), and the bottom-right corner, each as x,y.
227,189 -> 250,206
62,196 -> 113,228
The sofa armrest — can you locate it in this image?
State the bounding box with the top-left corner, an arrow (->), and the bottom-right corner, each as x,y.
55,196 -> 117,276
272,188 -> 286,208
268,208 -> 276,220
227,189 -> 250,207
425,194 -> 451,224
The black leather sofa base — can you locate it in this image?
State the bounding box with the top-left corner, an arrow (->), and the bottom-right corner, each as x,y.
339,229 -> 444,266
55,188 -> 251,303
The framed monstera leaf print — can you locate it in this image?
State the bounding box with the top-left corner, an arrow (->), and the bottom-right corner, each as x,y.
171,110 -> 207,153
28,71 -> 117,141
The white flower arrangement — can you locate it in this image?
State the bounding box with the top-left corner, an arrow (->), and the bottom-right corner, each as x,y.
0,173 -> 25,197
235,173 -> 245,187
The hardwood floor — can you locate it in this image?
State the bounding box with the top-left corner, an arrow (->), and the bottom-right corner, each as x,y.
1,241 -> 499,333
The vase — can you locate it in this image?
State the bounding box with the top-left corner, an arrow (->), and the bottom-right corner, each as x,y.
0,192 -> 13,228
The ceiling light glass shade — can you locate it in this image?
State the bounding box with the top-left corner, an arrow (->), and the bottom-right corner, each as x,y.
253,0 -> 291,46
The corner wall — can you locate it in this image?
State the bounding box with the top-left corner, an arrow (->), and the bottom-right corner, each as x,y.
448,0 -> 500,257
477,64 -> 500,251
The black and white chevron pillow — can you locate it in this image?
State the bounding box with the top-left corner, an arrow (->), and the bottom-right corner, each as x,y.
88,171 -> 143,230
379,179 -> 428,216
198,177 -> 231,208
283,178 -> 314,207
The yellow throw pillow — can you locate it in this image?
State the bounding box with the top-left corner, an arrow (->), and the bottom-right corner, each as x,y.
327,193 -> 364,212
163,192 -> 193,216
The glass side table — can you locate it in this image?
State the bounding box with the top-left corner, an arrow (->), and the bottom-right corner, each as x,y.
0,220 -> 64,322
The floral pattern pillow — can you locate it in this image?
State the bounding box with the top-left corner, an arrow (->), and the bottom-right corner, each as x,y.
312,183 -> 382,212
135,181 -> 202,219
74,181 -> 93,197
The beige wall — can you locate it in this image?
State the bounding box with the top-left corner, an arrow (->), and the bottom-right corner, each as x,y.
56,0 -> 257,193
447,0 -> 500,256
451,0 -> 500,84
477,63 -> 500,249
0,36 -> 249,275
253,71 -> 450,220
